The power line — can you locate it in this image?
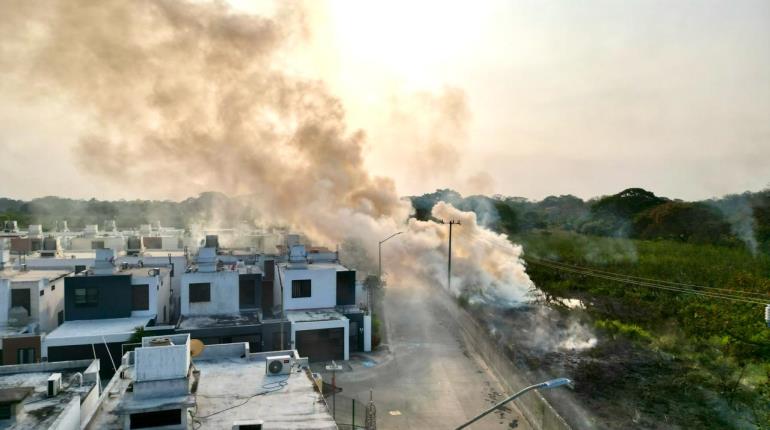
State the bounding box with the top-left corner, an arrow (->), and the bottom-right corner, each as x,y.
467,234 -> 769,303
527,258 -> 768,305
529,256 -> 770,299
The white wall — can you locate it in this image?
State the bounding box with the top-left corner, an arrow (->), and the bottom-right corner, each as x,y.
280,267 -> 337,311
363,314 -> 372,352
39,276 -> 66,333
0,278 -> 9,324
180,271 -> 239,316
49,397 -> 80,430
135,343 -> 190,381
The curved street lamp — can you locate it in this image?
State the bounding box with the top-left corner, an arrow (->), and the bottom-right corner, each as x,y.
455,378 -> 573,429
369,231 -> 403,311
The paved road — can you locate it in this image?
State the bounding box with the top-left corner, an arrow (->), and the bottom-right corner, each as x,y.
328,284 -> 530,430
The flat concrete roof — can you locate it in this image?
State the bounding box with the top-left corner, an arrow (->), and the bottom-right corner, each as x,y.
237,265 -> 264,275
0,269 -> 70,282
177,312 -> 262,330
278,262 -> 350,272
0,363 -> 97,430
90,349 -> 336,429
119,267 -> 170,277
192,357 -> 336,429
287,309 -> 347,324
44,317 -> 151,346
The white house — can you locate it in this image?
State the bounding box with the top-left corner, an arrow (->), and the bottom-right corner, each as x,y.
274,245 -> 371,361
180,248 -> 240,316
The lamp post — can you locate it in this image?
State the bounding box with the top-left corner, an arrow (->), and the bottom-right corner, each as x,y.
455,378 -> 573,430
325,361 -> 343,420
374,231 -> 403,308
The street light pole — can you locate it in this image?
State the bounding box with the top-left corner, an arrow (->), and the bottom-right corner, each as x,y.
374,231 -> 403,309
326,361 -> 343,420
455,378 -> 572,430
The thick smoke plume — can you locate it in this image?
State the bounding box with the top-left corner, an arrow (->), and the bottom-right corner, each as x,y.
0,0 -> 533,303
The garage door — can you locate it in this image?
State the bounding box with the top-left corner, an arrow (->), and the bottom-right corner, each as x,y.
296,328 -> 344,362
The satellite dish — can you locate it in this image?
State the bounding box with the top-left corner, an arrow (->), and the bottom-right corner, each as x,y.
190,339 -> 206,357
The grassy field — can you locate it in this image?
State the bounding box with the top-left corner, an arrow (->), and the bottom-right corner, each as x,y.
511,230 -> 770,428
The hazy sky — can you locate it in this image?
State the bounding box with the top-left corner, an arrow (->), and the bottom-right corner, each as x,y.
1,0 -> 769,201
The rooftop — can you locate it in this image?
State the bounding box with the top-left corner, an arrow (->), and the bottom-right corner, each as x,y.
44,316 -> 151,345
90,346 -> 336,429
119,267 -> 170,277
287,309 -> 348,324
0,360 -> 99,430
177,311 -> 263,330
0,269 -> 70,283
191,356 -> 335,429
278,262 -> 350,272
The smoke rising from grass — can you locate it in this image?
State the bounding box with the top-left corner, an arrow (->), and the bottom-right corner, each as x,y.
0,0 -> 535,303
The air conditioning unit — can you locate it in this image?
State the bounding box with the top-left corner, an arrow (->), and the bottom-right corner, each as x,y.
265,355 -> 292,376
232,420 -> 263,430
47,373 -> 62,397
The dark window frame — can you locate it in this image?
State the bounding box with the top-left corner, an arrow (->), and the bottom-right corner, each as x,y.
129,409 -> 182,429
132,284 -> 150,311
11,289 -> 31,316
16,348 -> 35,364
0,403 -> 11,419
291,279 -> 312,298
74,287 -> 99,307
189,283 -> 211,303
239,279 -> 257,308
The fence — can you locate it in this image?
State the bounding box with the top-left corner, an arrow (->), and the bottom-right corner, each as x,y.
327,393 -> 371,430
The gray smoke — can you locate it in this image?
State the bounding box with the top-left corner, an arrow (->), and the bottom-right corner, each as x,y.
0,0 -> 535,304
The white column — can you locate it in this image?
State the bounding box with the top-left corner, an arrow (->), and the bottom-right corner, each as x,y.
363,314 -> 372,352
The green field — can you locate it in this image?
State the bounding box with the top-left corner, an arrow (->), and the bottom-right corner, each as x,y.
514,230 -> 770,428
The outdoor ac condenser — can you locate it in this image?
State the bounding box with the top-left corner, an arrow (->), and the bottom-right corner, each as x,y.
265,355 -> 292,376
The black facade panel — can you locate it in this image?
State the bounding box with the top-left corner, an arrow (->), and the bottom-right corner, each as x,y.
48,342 -> 125,379
64,275 -> 133,321
336,270 -> 356,306
238,274 -> 262,309
345,312 -> 365,352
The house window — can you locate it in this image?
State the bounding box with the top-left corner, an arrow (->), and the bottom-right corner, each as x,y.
129,409 -> 182,429
132,284 -> 150,311
189,283 -> 211,303
0,403 -> 11,420
16,348 -> 35,364
239,279 -> 257,309
74,288 -> 99,307
291,279 -> 311,298
57,310 -> 64,325
39,290 -> 44,297
11,289 -> 31,316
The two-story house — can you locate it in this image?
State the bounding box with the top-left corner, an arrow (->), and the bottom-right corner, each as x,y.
0,238 -> 70,365
42,248 -> 173,376
275,245 -> 371,362
176,246 -> 289,353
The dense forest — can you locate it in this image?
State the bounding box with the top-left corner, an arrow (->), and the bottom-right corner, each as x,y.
410,187 -> 770,254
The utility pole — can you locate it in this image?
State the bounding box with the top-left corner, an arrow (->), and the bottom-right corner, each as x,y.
440,220 -> 461,292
